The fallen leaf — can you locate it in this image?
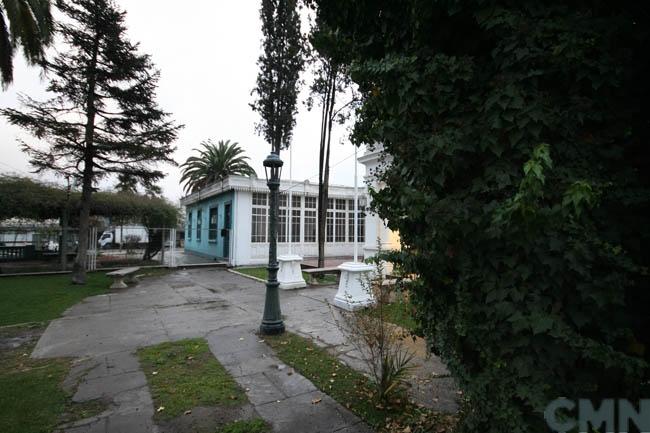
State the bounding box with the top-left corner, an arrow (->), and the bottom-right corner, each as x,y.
258,339 -> 265,343
184,410 -> 192,415
186,356 -> 194,360
403,427 -> 412,433
311,398 -> 322,405
239,337 -> 245,341
152,371 -> 158,375
229,395 -> 237,400
156,406 -> 165,413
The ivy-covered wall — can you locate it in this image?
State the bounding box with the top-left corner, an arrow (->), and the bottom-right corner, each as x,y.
311,1 -> 649,432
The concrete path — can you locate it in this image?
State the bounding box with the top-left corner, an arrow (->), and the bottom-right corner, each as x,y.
33,268 -> 456,433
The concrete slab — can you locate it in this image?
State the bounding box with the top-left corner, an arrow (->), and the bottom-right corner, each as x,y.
255,390 -> 358,433
33,267 -> 456,433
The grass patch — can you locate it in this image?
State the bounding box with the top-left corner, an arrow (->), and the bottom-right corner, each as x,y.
0,272 -> 111,326
366,300 -> 417,333
265,332 -> 456,432
235,266 -> 337,285
137,338 -> 246,420
216,418 -> 269,433
0,325 -> 107,433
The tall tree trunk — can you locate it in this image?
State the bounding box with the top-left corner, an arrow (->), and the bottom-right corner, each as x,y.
317,65 -> 337,267
72,37 -> 99,284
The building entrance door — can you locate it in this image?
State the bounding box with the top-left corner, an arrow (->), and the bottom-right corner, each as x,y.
223,203 -> 232,259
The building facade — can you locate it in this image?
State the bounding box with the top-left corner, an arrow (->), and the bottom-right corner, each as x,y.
180,175 -> 367,266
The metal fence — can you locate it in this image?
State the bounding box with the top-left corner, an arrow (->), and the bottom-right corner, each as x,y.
0,225 -> 213,275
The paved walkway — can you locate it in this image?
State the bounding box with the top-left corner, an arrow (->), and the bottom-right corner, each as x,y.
33,268 -> 456,433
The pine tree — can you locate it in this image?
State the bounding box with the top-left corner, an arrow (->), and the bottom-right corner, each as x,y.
1,0 -> 182,284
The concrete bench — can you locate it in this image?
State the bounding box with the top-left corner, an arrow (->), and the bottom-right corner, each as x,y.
303,266 -> 341,285
106,266 -> 141,289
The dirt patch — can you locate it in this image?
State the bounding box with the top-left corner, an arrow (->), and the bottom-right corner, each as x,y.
0,324 -> 44,351
156,404 -> 258,433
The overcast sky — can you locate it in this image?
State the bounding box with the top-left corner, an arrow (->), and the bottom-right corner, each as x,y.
0,1 -> 364,204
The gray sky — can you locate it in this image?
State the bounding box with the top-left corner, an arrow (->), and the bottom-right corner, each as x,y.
0,1 -> 364,204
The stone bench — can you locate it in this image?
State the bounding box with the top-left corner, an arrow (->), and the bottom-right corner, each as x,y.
302,266 -> 341,285
106,266 -> 141,289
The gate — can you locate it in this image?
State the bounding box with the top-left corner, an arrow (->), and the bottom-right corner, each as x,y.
86,227 -> 97,271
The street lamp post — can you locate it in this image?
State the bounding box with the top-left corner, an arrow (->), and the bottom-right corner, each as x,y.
260,152 -> 286,335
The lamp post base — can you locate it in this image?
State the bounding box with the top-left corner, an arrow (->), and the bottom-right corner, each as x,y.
260,320 -> 285,335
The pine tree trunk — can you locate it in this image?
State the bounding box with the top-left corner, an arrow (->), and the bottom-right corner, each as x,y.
71,37 -> 99,285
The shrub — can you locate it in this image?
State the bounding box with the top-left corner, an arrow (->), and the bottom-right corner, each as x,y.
310,1 -> 650,431
331,257 -> 416,403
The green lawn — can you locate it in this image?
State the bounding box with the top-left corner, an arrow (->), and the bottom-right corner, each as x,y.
0,355 -> 69,433
0,326 -> 106,433
0,273 -> 111,326
235,266 -> 338,285
137,338 -> 246,420
265,332 -> 456,432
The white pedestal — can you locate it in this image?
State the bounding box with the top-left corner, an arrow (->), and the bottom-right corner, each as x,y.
278,254 -> 307,290
333,262 -> 375,311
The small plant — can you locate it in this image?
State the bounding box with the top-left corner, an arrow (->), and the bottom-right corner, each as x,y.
331,245 -> 416,403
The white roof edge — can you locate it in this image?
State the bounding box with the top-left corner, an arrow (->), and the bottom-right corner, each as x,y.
179,175 -> 367,206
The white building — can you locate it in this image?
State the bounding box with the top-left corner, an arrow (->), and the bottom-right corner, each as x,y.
179,175 -> 367,266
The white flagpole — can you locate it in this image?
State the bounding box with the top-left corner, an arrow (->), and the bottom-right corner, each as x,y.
353,145 -> 358,263
288,144 -> 293,255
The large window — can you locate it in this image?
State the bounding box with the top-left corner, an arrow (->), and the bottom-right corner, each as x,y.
347,199 -> 365,243
304,196 -> 317,242
196,209 -> 202,241
187,211 -> 192,241
278,194 -> 288,242
251,193 -> 267,243
208,207 -> 218,242
335,211 -> 346,242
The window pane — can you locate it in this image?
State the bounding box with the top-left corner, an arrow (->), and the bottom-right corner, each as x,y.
208,207 -> 218,241
358,211 -> 365,243
305,196 -> 317,209
187,211 -> 192,240
304,210 -> 316,242
336,199 -> 346,210
251,208 -> 267,243
326,210 -> 334,242
292,195 -> 301,209
291,209 -> 301,242
335,211 -> 346,242
278,208 -> 287,242
196,209 -> 202,241
253,192 -> 267,206
348,210 -> 355,242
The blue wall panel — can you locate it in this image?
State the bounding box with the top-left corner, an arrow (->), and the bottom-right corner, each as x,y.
184,191 -> 233,259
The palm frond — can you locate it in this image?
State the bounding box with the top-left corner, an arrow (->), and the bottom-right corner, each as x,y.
180,139 -> 257,194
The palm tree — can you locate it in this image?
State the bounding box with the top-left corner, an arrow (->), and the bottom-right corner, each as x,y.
180,139 -> 257,194
1,0 -> 53,87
